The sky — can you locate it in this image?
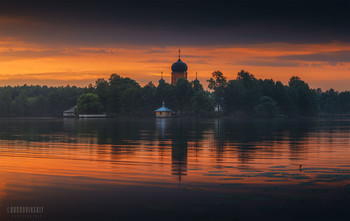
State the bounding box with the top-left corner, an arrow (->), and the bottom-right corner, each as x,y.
0,0 -> 349,90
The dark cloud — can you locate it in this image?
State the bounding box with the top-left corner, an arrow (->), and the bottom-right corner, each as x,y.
238,60 -> 303,67
0,48 -> 118,61
0,0 -> 348,46
310,79 -> 350,91
276,50 -> 350,63
0,49 -> 68,62
191,59 -> 210,65
74,48 -> 118,54
142,59 -> 171,63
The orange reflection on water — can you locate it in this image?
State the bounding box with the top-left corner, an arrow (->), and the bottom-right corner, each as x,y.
1,118 -> 350,203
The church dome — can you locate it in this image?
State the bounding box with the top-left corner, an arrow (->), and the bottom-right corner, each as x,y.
159,78 -> 165,84
171,58 -> 188,73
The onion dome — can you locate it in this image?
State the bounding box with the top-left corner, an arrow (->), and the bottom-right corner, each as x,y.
171,58 -> 188,73
171,49 -> 187,73
193,72 -> 199,84
159,72 -> 165,84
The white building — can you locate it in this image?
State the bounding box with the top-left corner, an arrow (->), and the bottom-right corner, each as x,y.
63,106 -> 76,117
155,102 -> 173,118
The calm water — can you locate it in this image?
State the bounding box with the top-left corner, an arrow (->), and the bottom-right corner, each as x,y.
0,118 -> 350,221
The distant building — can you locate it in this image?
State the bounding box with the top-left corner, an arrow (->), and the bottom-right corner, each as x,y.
171,49 -> 188,85
155,102 -> 173,118
193,72 -> 199,84
78,114 -> 107,118
63,106 -> 76,117
159,72 -> 165,84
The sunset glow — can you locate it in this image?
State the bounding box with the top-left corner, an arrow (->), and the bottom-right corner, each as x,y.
1,41 -> 350,90
0,0 -> 349,91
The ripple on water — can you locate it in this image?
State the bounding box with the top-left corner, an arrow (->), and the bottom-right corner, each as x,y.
298,181 -> 317,186
203,174 -> 227,176
218,178 -> 243,180
290,175 -> 311,180
208,171 -> 228,173
269,166 -> 287,168
264,179 -> 290,182
315,174 -> 350,182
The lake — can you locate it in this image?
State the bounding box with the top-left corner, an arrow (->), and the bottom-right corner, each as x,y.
0,118 -> 350,221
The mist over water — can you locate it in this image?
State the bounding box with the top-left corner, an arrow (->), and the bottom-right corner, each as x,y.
0,118 -> 350,220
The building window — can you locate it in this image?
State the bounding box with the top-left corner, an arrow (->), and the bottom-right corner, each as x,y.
160,112 -> 162,115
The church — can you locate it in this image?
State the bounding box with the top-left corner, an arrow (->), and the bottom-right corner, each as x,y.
170,50 -> 188,85
159,50 -> 192,85
155,50 -> 196,117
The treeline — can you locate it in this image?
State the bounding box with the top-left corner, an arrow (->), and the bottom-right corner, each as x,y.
208,70 -> 350,117
77,74 -> 213,116
0,85 -> 85,117
0,70 -> 349,117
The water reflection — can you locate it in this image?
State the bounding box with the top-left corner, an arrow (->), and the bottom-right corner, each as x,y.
0,118 -> 350,220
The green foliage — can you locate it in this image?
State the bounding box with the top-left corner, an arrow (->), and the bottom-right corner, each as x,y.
76,93 -> 104,114
207,70 -> 227,111
12,93 -> 29,116
175,77 -> 194,113
237,69 -> 256,87
256,96 -> 279,118
0,71 -> 348,118
141,81 -> 157,111
0,89 -> 12,116
95,78 -> 110,110
339,91 -> 350,113
85,74 -> 211,117
192,79 -> 203,92
218,70 -> 323,117
109,73 -> 140,89
208,70 -> 227,90
224,70 -> 260,115
155,81 -> 175,109
317,89 -> 350,114
191,90 -> 214,117
288,76 -> 319,116
0,85 -> 83,117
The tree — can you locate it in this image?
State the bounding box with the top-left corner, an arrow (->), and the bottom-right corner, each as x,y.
0,71 -> 347,118
141,81 -> 157,111
109,73 -> 140,89
319,89 -> 338,113
28,95 -> 47,116
288,76 -> 319,116
237,69 -> 256,88
207,70 -> 227,111
0,89 -> 12,116
256,96 -> 279,118
224,70 -> 260,115
12,93 -> 29,116
119,87 -> 143,114
95,78 -> 110,112
155,81 -> 175,110
190,90 -> 214,117
76,93 -> 104,114
175,77 -> 193,113
339,91 -> 350,113
192,79 -> 203,93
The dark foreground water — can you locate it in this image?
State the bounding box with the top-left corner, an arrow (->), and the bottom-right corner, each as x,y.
0,118 -> 350,221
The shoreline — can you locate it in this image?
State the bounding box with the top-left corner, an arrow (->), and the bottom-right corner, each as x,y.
1,114 -> 350,121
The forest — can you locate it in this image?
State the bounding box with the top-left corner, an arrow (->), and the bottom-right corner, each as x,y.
0,70 -> 349,118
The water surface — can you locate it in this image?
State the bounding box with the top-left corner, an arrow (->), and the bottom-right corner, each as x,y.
0,118 -> 350,220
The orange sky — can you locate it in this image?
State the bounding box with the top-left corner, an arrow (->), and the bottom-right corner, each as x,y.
0,39 -> 350,91
0,1 -> 349,91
